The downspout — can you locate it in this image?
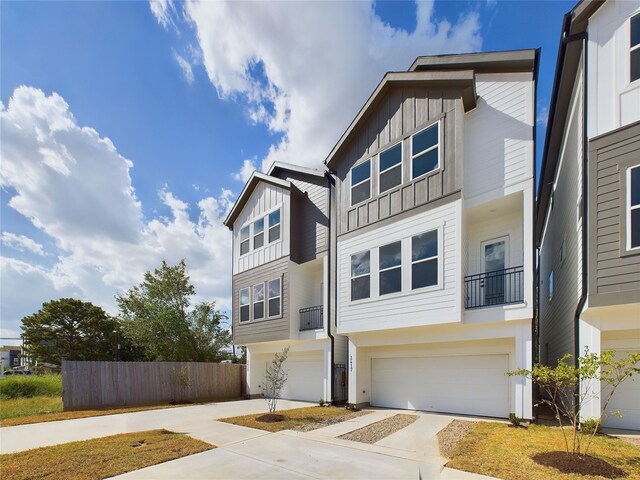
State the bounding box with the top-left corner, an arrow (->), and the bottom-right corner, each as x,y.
532,48 -> 541,420
324,170 -> 336,404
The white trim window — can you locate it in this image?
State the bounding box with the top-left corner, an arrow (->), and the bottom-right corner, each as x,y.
628,165 -> 640,249
631,12 -> 640,83
548,270 -> 554,303
253,217 -> 265,249
351,250 -> 371,301
268,208 -> 281,243
240,225 -> 250,255
268,278 -> 281,317
411,122 -> 440,179
379,241 -> 402,295
239,288 -> 250,322
411,229 -> 438,289
253,283 -> 265,320
378,143 -> 402,194
351,159 -> 371,206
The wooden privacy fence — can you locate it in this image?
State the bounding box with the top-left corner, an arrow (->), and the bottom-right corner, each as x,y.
62,361 -> 246,411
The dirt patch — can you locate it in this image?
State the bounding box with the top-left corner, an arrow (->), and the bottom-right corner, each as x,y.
255,414 -> 285,423
338,414 -> 417,444
437,420 -> 476,458
616,436 -> 640,449
531,451 -> 627,478
291,410 -> 370,432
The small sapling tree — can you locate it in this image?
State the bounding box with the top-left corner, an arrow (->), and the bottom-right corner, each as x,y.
260,346 -> 290,414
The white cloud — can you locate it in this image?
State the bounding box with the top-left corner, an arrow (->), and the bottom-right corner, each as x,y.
233,158 -> 257,183
149,0 -> 175,31
537,105 -> 549,127
1,232 -> 47,256
173,50 -> 195,84
181,0 -> 482,172
0,87 -> 234,336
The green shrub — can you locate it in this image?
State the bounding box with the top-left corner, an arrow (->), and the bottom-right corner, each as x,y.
509,413 -> 522,427
581,418 -> 602,434
0,374 -> 62,399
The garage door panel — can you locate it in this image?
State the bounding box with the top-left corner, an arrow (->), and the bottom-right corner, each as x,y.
371,354 -> 509,418
601,348 -> 640,430
273,352 -> 324,402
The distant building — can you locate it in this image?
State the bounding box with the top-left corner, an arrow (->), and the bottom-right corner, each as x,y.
0,346 -> 22,370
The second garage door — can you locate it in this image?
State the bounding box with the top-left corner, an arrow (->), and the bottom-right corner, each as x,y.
601,348 -> 640,430
371,354 -> 510,418
278,351 -> 324,402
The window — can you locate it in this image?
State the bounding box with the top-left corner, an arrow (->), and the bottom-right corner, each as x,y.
350,251 -> 370,301
379,241 -> 401,295
411,230 -> 438,289
240,225 -> 250,255
268,209 -> 281,243
559,237 -> 566,264
268,278 -> 281,317
628,165 -> 640,249
379,143 -> 402,194
253,218 -> 264,249
631,13 -> 640,83
548,270 -> 554,303
239,288 -> 250,322
411,122 -> 439,179
253,283 -> 264,320
351,159 -> 371,206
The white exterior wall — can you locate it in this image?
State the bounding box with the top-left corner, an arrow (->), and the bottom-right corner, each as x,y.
288,258 -> 325,340
337,200 -> 462,334
464,73 -> 535,205
232,182 -> 290,275
588,0 -> 640,138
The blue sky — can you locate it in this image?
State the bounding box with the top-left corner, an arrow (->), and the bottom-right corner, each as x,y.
0,0 -> 574,339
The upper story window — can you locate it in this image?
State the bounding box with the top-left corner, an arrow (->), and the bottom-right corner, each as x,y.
379,143 -> 402,194
253,283 -> 265,320
379,241 -> 401,295
253,218 -> 264,249
239,288 -> 250,322
268,278 -> 281,317
351,159 -> 371,206
351,251 -> 370,301
548,270 -> 554,303
411,230 -> 438,289
628,165 -> 640,249
268,209 -> 281,243
411,122 -> 439,179
631,13 -> 640,83
240,226 -> 250,255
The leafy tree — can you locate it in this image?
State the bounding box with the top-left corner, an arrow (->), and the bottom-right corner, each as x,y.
116,260 -> 231,362
509,349 -> 640,456
259,346 -> 290,414
21,298 -> 121,364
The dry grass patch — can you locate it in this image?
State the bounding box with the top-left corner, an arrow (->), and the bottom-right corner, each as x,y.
0,429 -> 214,480
446,421 -> 640,480
219,406 -> 352,432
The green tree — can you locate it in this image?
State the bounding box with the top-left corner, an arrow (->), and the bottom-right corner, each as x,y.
21,298 -> 121,364
116,260 -> 231,362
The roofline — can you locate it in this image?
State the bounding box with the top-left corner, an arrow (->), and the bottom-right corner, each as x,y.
223,172 -> 291,229
267,161 -> 325,178
409,49 -> 538,73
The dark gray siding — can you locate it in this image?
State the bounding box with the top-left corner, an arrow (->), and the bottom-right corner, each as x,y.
588,121 -> 640,308
233,256 -> 290,345
334,86 -> 464,236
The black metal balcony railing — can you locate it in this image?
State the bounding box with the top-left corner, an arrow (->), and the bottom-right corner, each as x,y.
464,266 -> 524,309
300,305 -> 323,331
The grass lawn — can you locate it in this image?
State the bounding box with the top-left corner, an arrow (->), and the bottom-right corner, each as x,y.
447,421 -> 640,480
219,406 -> 353,432
0,429 -> 213,480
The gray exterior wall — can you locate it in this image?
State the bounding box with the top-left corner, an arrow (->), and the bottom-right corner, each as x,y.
588,121 -> 640,308
334,86 -> 464,236
233,256 -> 290,345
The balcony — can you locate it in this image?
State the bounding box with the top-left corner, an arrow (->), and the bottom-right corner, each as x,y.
465,266 -> 524,309
300,305 -> 323,331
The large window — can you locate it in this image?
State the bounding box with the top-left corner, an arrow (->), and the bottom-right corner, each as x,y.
240,225 -> 250,255
268,209 -> 281,243
379,241 -> 401,295
253,218 -> 264,249
629,165 -> 640,249
379,143 -> 402,194
239,288 -> 250,322
411,122 -> 439,179
631,13 -> 640,83
268,278 -> 281,317
351,251 -> 371,301
548,270 -> 554,303
411,230 -> 438,289
351,159 -> 371,206
253,283 -> 265,320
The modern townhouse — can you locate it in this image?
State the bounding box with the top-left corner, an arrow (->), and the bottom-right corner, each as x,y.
324,50 -> 538,420
538,0 -> 640,430
223,162 -> 348,403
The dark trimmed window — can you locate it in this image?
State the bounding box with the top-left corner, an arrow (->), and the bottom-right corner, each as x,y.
411,123 -> 439,179
411,230 -> 438,289
379,143 -> 402,194
631,13 -> 640,82
629,165 -> 640,249
268,209 -> 281,243
268,278 -> 281,317
350,250 -> 370,301
239,288 -> 250,322
379,241 -> 401,295
351,160 -> 371,206
253,283 -> 264,320
253,218 -> 264,249
240,225 -> 250,255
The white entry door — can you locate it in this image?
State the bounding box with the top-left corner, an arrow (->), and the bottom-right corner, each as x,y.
481,237 -> 509,306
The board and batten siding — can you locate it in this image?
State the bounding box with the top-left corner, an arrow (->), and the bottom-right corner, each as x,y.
337,199 -> 461,334
464,73 -> 534,201
233,182 -> 290,275
588,121 -> 640,307
233,256 -> 290,346
539,69 -> 584,366
334,87 -> 464,236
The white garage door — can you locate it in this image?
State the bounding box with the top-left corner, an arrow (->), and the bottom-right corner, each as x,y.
602,349 -> 640,430
371,354 -> 510,418
276,352 -> 324,402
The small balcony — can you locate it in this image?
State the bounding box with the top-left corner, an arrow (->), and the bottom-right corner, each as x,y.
465,266 -> 524,309
300,305 -> 323,331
